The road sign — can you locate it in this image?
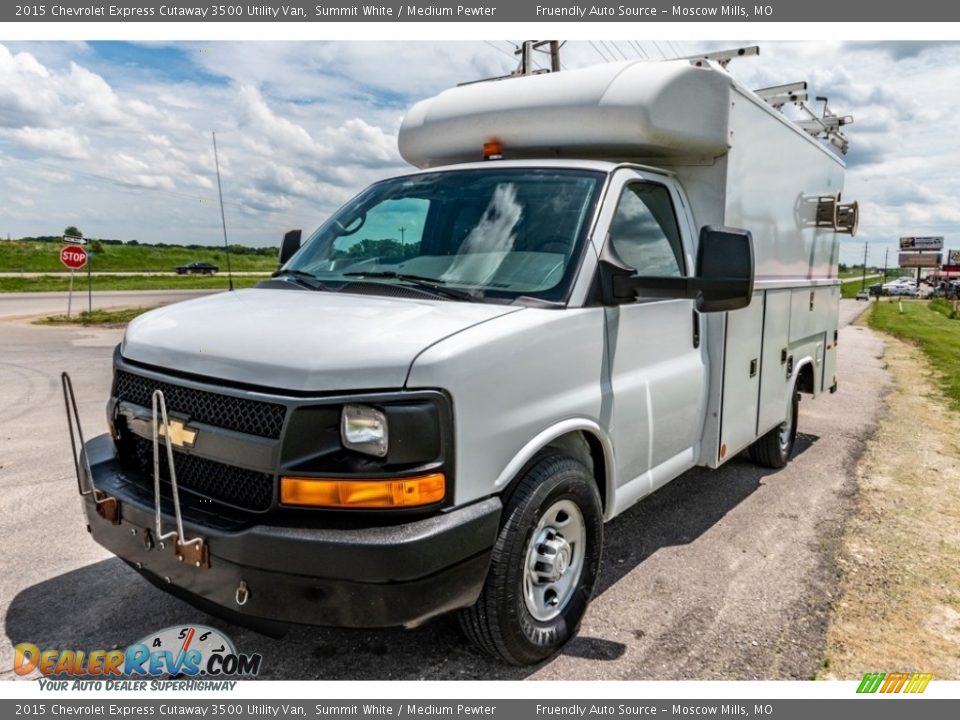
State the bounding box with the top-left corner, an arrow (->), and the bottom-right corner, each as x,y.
900,236 -> 943,251
60,245 -> 88,270
899,252 -> 941,268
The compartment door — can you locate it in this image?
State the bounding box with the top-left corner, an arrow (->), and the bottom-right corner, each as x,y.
719,294 -> 764,461
757,290 -> 792,436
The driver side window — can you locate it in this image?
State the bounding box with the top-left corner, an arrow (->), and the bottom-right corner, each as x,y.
608,182 -> 685,278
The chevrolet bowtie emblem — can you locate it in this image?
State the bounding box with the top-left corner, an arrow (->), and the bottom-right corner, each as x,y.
158,418 -> 198,448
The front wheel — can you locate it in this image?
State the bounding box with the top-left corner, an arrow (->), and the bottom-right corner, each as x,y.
459,454 -> 603,665
749,389 -> 799,468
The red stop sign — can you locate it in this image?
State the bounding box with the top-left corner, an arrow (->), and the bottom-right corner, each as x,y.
60,245 -> 88,270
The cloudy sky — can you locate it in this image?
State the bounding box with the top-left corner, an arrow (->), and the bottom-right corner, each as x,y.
1,40 -> 958,267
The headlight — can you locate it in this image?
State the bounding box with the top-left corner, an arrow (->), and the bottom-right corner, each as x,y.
341,404 -> 388,457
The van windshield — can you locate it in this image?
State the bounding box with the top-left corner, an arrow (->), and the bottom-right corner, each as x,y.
284,168 -> 605,303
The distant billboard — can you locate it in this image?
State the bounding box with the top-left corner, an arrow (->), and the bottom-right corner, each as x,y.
899,252 -> 941,268
900,236 -> 944,251
950,249 -> 960,265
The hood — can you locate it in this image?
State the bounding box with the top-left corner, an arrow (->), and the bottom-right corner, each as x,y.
121,288 -> 522,392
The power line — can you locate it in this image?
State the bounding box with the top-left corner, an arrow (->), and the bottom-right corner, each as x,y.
483,40 -> 517,62
588,40 -> 610,62
601,41 -> 621,61
629,41 -> 650,59
609,41 -> 631,61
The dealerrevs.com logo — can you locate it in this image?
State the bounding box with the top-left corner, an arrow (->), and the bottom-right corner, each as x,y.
14,625 -> 262,686
857,672 -> 933,694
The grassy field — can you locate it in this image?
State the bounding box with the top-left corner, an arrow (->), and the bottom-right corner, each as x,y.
869,299 -> 960,409
0,239 -> 277,273
36,307 -> 151,326
822,297 -> 960,679
0,274 -> 262,293
823,334 -> 960,680
840,278 -> 873,299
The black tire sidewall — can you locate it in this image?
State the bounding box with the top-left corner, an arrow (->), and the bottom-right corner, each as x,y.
779,390 -> 800,463
494,457 -> 603,665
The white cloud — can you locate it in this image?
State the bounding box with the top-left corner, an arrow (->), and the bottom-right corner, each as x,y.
0,40 -> 957,268
8,127 -> 89,159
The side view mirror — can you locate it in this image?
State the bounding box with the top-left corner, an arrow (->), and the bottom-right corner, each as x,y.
597,225 -> 754,313
694,226 -> 754,313
277,229 -> 302,269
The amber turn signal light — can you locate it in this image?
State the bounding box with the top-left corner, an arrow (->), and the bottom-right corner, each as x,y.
280,474 -> 445,509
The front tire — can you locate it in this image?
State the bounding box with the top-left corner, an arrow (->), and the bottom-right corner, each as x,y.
460,454 -> 603,665
749,389 -> 799,468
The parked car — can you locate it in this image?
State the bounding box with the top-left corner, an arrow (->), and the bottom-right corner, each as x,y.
175,261 -> 219,275
856,290 -> 870,301
882,279 -> 917,296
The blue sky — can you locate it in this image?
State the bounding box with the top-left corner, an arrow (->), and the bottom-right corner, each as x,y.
1,40 -> 958,268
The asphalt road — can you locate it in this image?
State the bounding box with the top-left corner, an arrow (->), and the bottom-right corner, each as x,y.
0,290 -> 218,321
0,300 -> 885,680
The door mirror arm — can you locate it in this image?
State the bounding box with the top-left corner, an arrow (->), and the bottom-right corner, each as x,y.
598,226 -> 754,313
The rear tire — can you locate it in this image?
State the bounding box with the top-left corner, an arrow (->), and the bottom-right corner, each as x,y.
749,390 -> 799,468
459,455 -> 603,665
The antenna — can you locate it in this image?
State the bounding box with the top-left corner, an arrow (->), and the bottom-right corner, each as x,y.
212,132 -> 234,291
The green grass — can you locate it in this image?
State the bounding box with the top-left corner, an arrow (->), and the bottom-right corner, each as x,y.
0,239 -> 277,273
929,297 -> 959,320
0,275 -> 263,293
869,299 -> 960,409
841,278 -> 870,299
36,307 -> 151,326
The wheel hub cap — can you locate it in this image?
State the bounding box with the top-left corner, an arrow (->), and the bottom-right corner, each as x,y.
534,530 -> 572,583
522,499 -> 586,622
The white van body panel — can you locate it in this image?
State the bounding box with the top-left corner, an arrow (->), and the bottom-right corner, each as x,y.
121,288 -> 521,392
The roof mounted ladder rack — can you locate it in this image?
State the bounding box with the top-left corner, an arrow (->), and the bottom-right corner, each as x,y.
756,83 -> 853,155
680,45 -> 760,68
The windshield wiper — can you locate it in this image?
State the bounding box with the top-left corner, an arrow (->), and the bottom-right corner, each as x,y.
273,269 -> 330,291
341,271 -> 478,302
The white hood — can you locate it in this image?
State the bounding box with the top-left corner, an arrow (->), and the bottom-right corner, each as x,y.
121,288 -> 522,392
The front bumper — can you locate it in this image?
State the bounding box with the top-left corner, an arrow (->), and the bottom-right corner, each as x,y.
80,434 -> 501,629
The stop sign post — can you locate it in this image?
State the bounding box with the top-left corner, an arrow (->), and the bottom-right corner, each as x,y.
60,245 -> 89,318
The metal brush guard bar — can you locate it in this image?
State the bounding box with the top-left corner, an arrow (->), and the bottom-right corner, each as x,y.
62,372 -> 210,569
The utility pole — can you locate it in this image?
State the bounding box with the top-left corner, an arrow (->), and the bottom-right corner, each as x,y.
398,226 -> 406,245
861,240 -> 868,290
515,40 -> 561,75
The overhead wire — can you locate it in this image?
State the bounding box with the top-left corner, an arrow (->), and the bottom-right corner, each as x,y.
629,41 -> 650,60
483,40 -> 517,63
588,40 -> 610,62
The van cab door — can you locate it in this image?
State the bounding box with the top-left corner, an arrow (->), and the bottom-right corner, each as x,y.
594,169 -> 707,507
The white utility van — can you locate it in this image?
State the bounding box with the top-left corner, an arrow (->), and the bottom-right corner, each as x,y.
69,56 -> 857,665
